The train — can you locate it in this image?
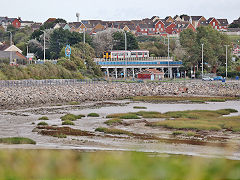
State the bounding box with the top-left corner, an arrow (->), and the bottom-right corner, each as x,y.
103,50 -> 149,59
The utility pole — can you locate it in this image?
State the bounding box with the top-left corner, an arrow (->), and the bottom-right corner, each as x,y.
167,35 -> 170,78
225,45 -> 229,79
7,31 -> 12,64
202,44 -> 204,78
41,30 -> 46,62
124,31 -> 127,79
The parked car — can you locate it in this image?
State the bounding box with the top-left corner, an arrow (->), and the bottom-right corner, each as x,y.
202,77 -> 214,81
213,76 -> 223,81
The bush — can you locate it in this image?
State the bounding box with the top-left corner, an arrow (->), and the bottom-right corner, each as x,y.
88,113 -> 100,117
38,116 -> 49,120
61,114 -> 81,121
37,122 -> 48,126
0,137 -> 36,144
104,118 -> 122,126
62,120 -> 75,125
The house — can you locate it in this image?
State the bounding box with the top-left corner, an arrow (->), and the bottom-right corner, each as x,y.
173,15 -> 182,22
190,16 -> 206,28
165,16 -> 175,23
20,20 -> 34,28
200,17 -> 228,31
53,23 -> 66,29
0,17 -> 21,29
0,43 -> 23,54
45,18 -> 56,24
0,51 -> 27,61
31,23 -> 42,31
137,69 -> 164,80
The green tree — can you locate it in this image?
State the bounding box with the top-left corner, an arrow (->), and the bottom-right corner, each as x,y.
112,31 -> 139,50
180,26 -> 231,72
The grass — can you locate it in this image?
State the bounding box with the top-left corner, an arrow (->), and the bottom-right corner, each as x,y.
38,116 -> 49,120
147,109 -> 240,131
37,121 -> 48,126
134,111 -> 165,118
1,150 -> 240,179
0,137 -> 36,145
53,134 -> 67,138
68,101 -> 80,105
104,118 -> 123,126
62,120 -> 75,126
106,113 -> 141,119
172,131 -> 196,137
60,114 -> 83,121
87,113 -> 100,117
95,127 -> 132,136
132,96 -> 239,103
133,106 -> 147,109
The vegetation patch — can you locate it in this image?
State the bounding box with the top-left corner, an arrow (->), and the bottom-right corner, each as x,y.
62,120 -> 75,126
68,101 -> 80,105
104,118 -> 123,126
87,113 -> 100,117
133,106 -> 147,109
0,137 -> 36,145
106,113 -> 140,119
172,131 -> 196,137
134,111 -> 165,118
38,116 -> 49,120
132,96 -> 239,103
60,114 -> 83,121
95,127 -> 132,136
147,109 -> 240,131
37,121 -> 48,126
53,134 -> 67,138
37,126 -> 93,137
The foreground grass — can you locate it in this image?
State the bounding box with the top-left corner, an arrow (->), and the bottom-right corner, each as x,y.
132,96 -> 239,103
0,137 -> 36,145
0,150 -> 240,180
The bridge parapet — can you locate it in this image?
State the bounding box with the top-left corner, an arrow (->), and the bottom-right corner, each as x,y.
94,57 -> 174,62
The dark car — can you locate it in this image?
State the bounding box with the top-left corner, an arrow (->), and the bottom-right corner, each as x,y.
213,76 -> 223,81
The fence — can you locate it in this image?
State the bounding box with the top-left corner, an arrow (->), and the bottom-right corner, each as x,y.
0,79 -> 110,88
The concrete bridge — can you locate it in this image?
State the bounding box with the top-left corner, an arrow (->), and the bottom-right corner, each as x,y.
94,57 -> 183,78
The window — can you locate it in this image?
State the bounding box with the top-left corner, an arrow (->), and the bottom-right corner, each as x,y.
213,22 -> 215,26
131,52 -> 136,56
138,52 -> 143,55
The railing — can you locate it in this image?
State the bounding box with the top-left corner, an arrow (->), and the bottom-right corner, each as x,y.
96,61 -> 182,66
94,57 -> 174,62
0,79 -> 109,88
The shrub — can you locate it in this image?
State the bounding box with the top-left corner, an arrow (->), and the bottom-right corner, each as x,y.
62,120 -> 75,125
95,127 -> 132,136
38,116 -> 49,120
172,131 -> 184,136
53,134 -> 67,138
133,106 -> 147,109
104,118 -> 122,126
61,114 -> 82,121
37,122 -> 48,126
0,137 -> 36,144
88,113 -> 100,117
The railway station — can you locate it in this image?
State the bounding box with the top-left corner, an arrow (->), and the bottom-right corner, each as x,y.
94,54 -> 183,79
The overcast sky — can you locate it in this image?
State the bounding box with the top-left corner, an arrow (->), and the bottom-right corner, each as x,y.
0,0 -> 239,23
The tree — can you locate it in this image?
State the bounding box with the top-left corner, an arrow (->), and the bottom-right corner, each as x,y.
229,23 -> 240,28
49,28 -> 92,59
112,31 -> 139,50
180,26 -> 231,72
93,28 -> 119,57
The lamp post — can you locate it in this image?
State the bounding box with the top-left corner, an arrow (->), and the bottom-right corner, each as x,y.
7,31 -> 12,64
225,45 -> 229,79
167,35 -> 170,78
201,44 -> 204,78
124,31 -> 127,78
40,30 -> 46,62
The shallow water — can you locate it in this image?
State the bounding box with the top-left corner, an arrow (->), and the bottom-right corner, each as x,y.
0,100 -> 240,160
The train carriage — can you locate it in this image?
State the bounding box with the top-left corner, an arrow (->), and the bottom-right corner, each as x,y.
103,50 -> 149,59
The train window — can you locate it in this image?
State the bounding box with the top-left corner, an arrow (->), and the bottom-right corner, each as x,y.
131,52 -> 136,55
138,52 -> 142,55
144,52 -> 148,55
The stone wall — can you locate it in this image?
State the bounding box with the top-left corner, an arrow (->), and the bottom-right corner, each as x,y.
0,81 -> 239,109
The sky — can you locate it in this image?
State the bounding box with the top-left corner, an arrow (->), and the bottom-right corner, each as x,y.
0,0 -> 239,23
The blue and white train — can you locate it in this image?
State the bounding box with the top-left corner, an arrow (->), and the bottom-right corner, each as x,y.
103,50 -> 149,59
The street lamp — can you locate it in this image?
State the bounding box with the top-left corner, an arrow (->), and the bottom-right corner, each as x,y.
124,31 -> 127,78
225,45 -> 229,79
167,35 -> 170,78
201,44 -> 204,78
40,30 -> 46,62
7,31 -> 12,64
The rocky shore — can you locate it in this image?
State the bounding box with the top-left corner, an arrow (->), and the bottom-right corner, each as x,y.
0,81 -> 239,109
